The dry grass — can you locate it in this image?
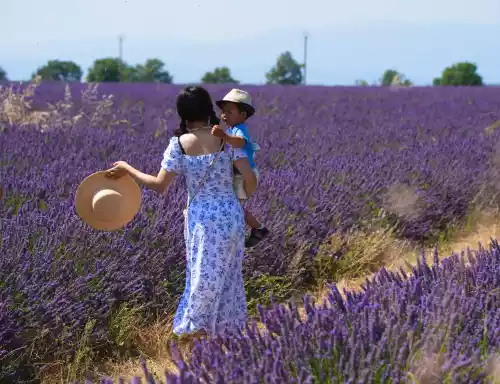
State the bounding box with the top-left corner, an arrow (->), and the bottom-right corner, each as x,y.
314,225 -> 412,282
97,316 -> 181,381
0,76 -> 44,127
334,210 -> 500,301
40,315 -> 187,383
486,355 -> 500,383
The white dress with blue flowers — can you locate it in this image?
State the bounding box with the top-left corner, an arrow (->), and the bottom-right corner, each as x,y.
161,136 -> 248,335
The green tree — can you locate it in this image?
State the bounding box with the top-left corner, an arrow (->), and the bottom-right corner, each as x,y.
0,66 -> 7,81
131,58 -> 173,83
432,62 -> 483,86
86,58 -> 131,82
201,67 -> 239,84
265,51 -> 303,85
86,58 -> 173,83
32,60 -> 82,82
380,69 -> 412,86
355,79 -> 369,86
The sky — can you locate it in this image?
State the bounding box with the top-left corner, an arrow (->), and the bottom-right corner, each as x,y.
1,0 -> 499,85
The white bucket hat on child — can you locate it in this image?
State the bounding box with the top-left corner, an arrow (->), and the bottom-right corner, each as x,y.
75,171 -> 141,231
216,89 -> 255,118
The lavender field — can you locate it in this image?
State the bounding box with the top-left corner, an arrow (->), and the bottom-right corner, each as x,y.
2,80 -> 500,383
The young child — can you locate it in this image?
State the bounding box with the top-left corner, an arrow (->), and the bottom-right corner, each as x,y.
211,88 -> 269,248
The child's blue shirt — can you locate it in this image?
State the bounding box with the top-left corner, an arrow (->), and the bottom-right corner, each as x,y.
228,123 -> 257,169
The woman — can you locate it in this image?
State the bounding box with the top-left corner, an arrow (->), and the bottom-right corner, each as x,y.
107,86 -> 257,336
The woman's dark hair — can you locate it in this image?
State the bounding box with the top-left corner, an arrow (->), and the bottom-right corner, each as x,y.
174,86 -> 220,137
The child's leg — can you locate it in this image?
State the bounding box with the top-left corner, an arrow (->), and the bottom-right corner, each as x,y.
240,203 -> 269,248
235,170 -> 269,247
245,168 -> 269,247
244,209 -> 262,229
240,200 -> 262,229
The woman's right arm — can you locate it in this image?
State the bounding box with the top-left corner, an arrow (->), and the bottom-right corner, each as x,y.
234,158 -> 257,196
108,137 -> 182,193
106,161 -> 177,194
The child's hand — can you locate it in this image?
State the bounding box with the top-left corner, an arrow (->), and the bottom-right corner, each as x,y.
211,125 -> 227,139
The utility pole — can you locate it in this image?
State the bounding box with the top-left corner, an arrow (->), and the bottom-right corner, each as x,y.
118,35 -> 124,81
303,32 -> 308,85
118,35 -> 124,61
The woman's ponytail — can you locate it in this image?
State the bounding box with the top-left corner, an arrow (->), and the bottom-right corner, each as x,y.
209,108 -> 220,126
180,120 -> 188,133
174,119 -> 188,137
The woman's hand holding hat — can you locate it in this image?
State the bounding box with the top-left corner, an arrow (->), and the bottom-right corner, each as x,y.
106,161 -> 131,180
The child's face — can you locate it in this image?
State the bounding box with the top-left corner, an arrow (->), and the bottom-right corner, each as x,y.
220,102 -> 246,127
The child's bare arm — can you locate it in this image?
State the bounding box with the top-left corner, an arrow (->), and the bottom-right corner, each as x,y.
224,133 -> 246,148
211,125 -> 246,148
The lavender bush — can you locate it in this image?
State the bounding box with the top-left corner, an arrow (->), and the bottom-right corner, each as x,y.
1,81 -> 500,382
166,244 -> 500,383
81,244 -> 500,383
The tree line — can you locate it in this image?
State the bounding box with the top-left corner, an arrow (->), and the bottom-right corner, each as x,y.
0,50 -> 486,86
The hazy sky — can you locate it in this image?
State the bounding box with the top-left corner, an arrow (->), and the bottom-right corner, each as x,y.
2,0 -> 499,85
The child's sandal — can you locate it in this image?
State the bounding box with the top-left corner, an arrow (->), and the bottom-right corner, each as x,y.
245,227 -> 269,248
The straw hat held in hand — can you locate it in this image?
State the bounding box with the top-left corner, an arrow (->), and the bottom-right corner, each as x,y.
75,162 -> 142,231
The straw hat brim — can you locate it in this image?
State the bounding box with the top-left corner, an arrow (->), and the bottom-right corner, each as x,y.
75,171 -> 141,231
215,99 -> 255,118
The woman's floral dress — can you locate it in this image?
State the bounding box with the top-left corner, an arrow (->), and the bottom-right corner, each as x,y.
161,136 -> 248,335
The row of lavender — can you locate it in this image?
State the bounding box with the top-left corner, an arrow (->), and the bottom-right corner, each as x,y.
2,82 -> 500,381
85,245 -> 500,383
